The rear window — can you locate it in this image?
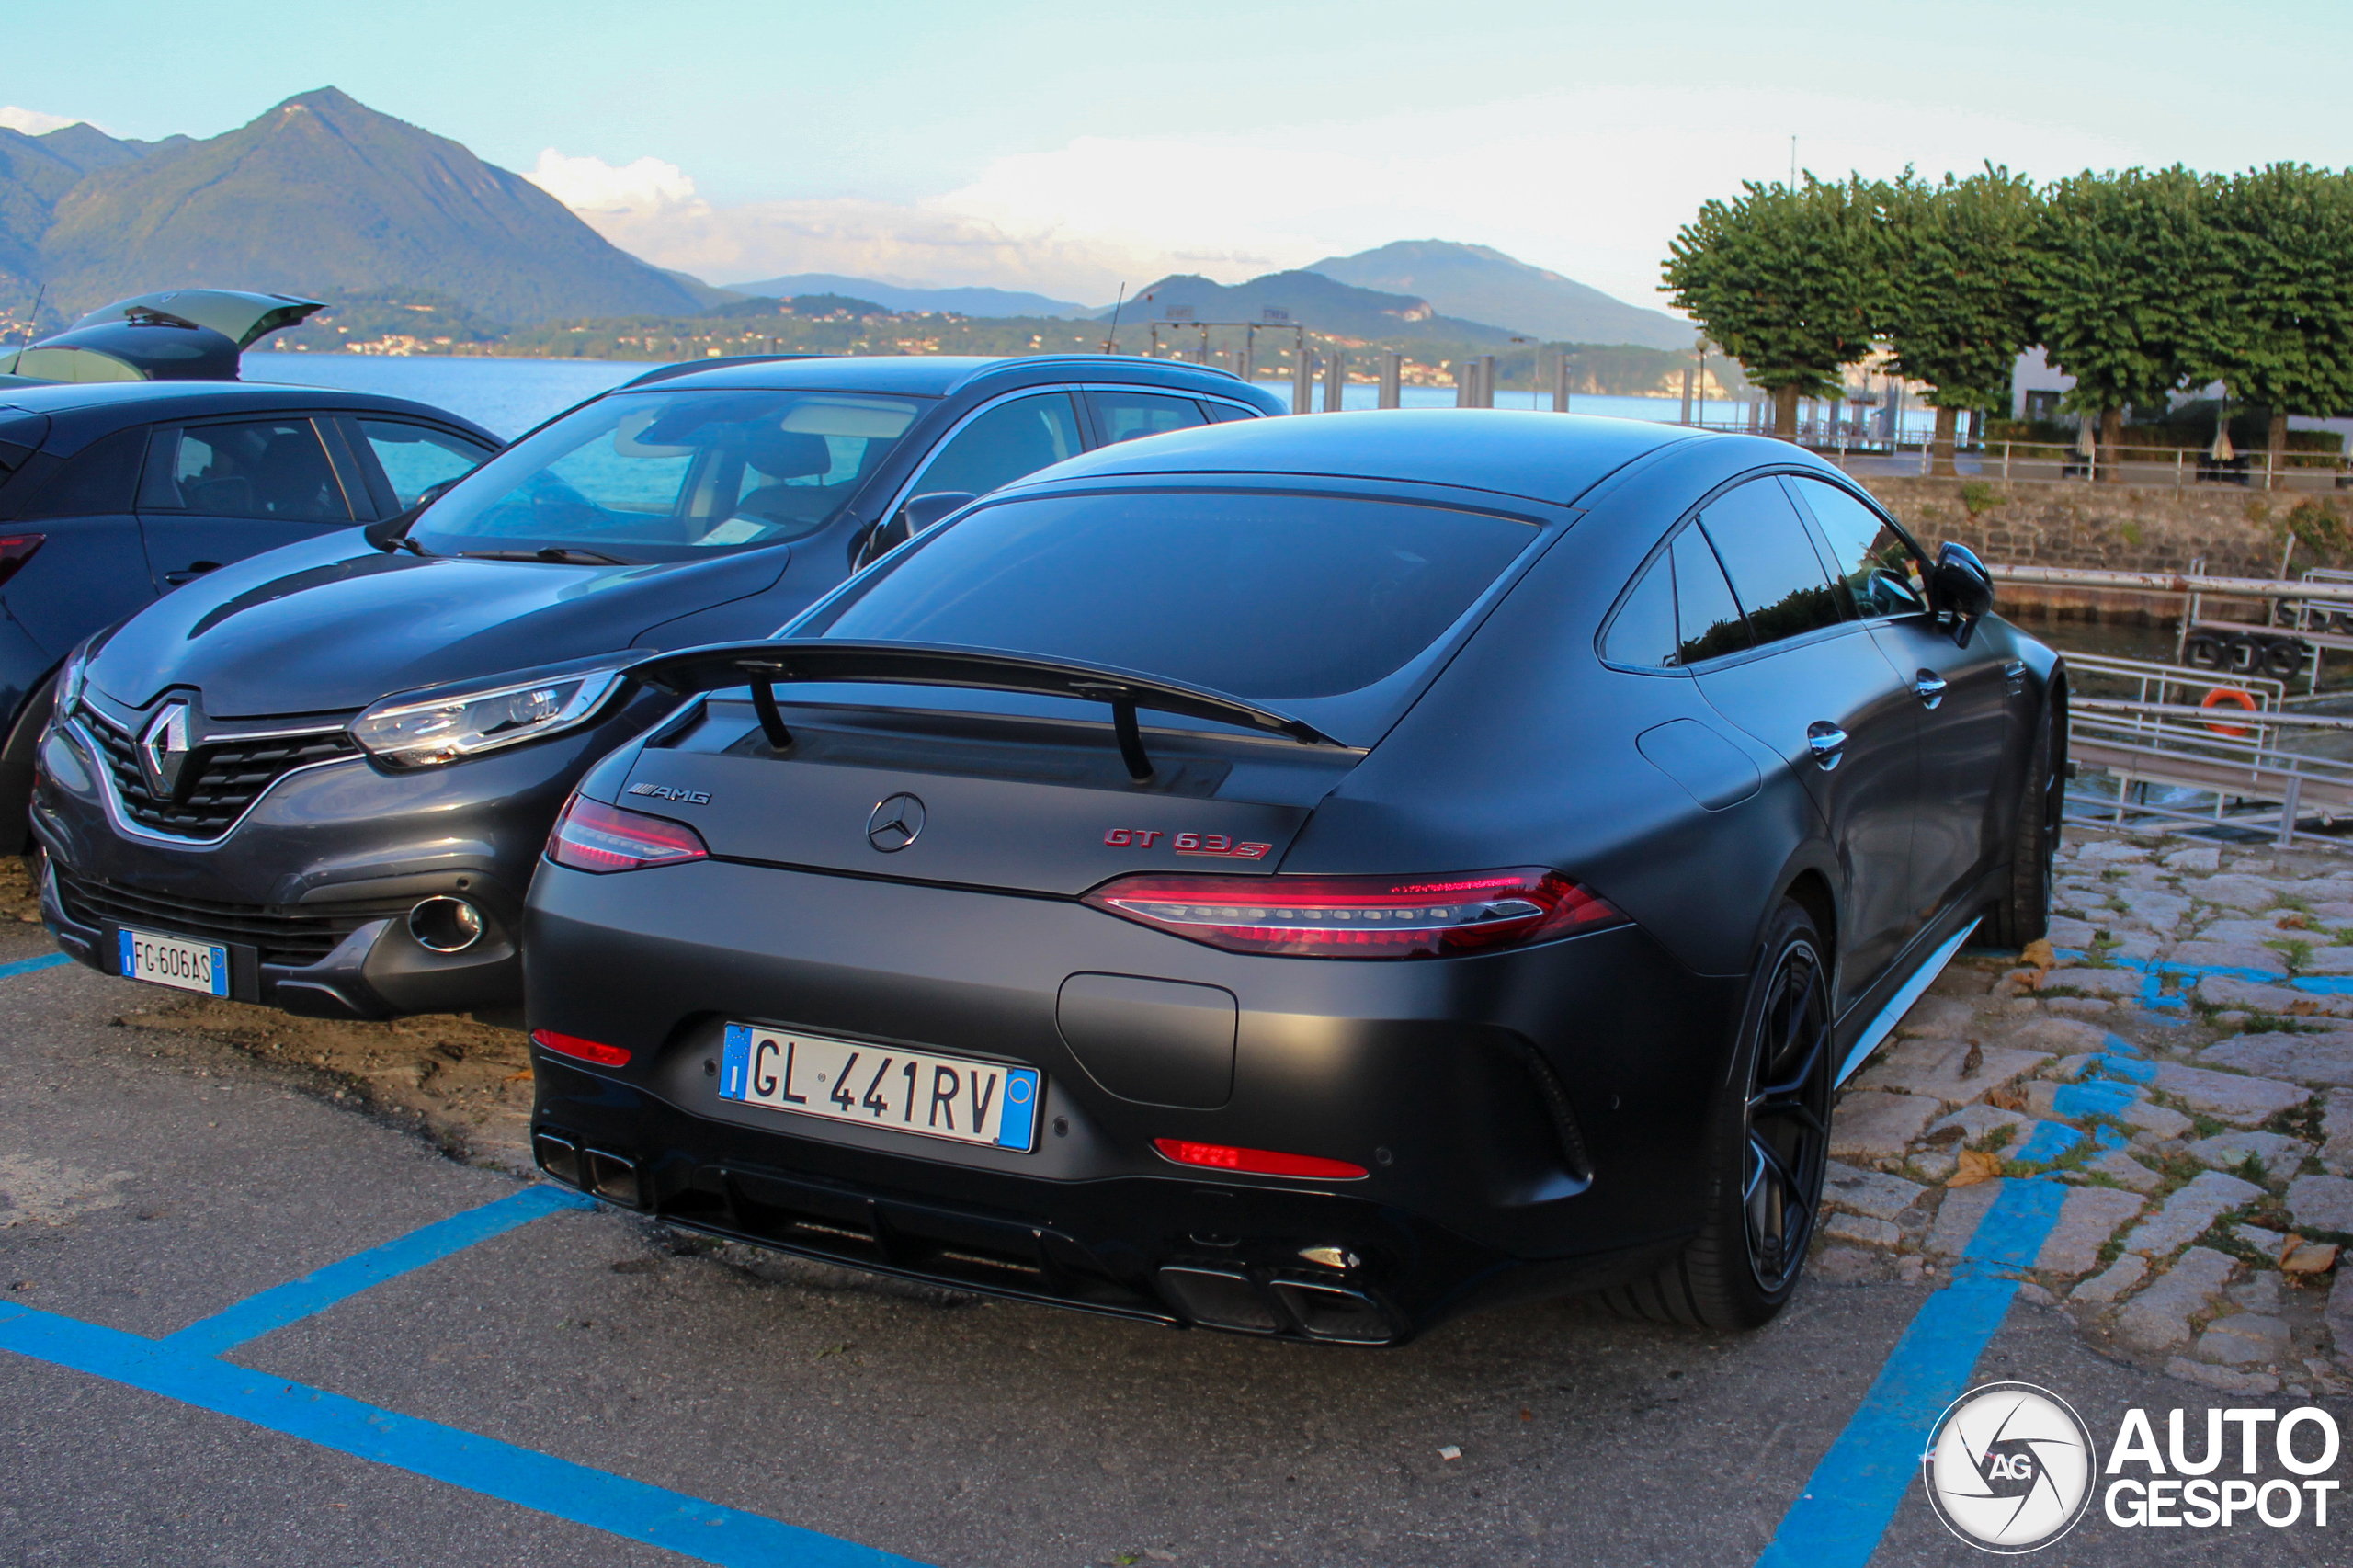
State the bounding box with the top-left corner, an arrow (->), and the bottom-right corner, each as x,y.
813,491 -> 1535,702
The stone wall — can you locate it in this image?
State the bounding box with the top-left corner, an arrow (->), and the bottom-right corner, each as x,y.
1851,478 -> 2348,622
1854,476 -> 2320,579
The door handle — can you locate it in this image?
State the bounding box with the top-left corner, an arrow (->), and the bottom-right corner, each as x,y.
1806,722 -> 1847,769
1913,670 -> 1949,709
163,560 -> 222,587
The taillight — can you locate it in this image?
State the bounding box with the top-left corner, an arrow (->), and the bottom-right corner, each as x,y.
0,534 -> 43,590
1154,1139 -> 1368,1180
530,1028 -> 631,1067
545,795 -> 708,873
1082,867 -> 1623,958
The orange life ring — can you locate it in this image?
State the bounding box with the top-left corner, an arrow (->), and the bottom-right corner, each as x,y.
2201,686 -> 2257,737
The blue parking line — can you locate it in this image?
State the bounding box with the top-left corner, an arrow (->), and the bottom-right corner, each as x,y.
1754,1178 -> 2069,1568
167,1185 -> 595,1357
0,952 -> 69,980
0,1303 -> 921,1567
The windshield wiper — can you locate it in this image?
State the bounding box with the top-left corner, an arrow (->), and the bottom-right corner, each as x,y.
629,639 -> 1345,783
460,547 -> 639,565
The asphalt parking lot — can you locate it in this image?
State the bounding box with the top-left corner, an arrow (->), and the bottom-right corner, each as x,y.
1,915 -> 2343,1567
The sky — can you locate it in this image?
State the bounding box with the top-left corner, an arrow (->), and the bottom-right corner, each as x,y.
8,0 -> 2352,311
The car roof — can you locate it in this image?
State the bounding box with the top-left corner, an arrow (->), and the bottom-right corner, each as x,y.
0,379 -> 499,446
1001,407 -> 1722,506
616,353 -> 1257,402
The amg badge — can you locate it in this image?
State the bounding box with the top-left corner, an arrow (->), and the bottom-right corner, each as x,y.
627,783 -> 711,804
1104,828 -> 1272,860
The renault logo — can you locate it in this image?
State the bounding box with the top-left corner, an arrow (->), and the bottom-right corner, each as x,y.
867,792 -> 925,852
139,700 -> 193,800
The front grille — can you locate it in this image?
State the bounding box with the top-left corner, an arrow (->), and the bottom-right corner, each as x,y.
78,703 -> 361,839
51,865 -> 413,967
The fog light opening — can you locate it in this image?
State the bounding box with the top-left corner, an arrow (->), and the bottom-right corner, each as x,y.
408,895 -> 484,953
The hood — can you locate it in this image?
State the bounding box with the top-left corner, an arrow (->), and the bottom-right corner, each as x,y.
88,532 -> 791,717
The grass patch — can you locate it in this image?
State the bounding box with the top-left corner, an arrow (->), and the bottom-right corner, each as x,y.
2263,1099 -> 2325,1142
2268,937 -> 2316,971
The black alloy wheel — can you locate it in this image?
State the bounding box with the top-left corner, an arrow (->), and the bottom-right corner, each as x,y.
1740,931 -> 1832,1297
1993,688 -> 2062,948
1601,901 -> 1832,1330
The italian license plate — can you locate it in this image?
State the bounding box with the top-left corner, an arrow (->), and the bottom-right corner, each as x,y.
117,926 -> 229,996
718,1023 -> 1041,1153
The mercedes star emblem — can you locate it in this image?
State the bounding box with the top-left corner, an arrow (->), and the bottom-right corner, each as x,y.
867,792 -> 926,852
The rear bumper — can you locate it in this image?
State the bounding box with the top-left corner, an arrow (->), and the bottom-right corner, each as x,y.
524,857 -> 1745,1341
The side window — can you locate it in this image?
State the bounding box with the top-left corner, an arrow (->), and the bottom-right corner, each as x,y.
914,393 -> 1084,498
1789,476 -> 1927,619
1201,401 -> 1256,423
1603,551 -> 1679,669
1090,391 -> 1208,445
1699,479 -> 1848,647
357,420 -> 493,511
139,419 -> 348,522
17,427 -> 143,519
1673,528 -> 1751,665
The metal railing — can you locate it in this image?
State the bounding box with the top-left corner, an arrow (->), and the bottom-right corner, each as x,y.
2060,652 -> 2353,845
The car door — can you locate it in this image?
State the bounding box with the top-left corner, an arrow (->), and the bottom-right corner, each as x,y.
1679,476 -> 1922,1007
135,415 -> 364,590
336,415 -> 497,517
1789,474 -> 2018,926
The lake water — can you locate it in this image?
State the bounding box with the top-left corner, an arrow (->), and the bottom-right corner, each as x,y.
244,350 -> 1938,443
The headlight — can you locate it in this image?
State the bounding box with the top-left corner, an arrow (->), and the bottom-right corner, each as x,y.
51,639 -> 93,715
351,663 -> 628,769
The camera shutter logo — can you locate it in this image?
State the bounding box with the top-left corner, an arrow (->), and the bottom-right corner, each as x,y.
1923,1381 -> 2097,1552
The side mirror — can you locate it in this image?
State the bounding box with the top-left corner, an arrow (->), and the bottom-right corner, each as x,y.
1930,541 -> 1994,646
854,491 -> 976,572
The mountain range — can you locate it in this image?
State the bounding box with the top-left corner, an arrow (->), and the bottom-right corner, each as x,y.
0,86 -> 1690,351
1,89 -> 705,324
722,273 -> 1092,319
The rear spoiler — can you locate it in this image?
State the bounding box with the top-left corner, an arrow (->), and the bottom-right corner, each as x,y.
627,639 -> 1342,782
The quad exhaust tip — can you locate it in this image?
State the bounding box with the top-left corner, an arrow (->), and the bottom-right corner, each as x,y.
1155,1265 -> 1393,1343
408,895 -> 484,952
533,1130 -> 642,1207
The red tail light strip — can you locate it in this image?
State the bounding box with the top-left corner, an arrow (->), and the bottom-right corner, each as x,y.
1084,868 -> 1622,958
530,1028 -> 631,1067
546,796 -> 709,874
1154,1139 -> 1368,1180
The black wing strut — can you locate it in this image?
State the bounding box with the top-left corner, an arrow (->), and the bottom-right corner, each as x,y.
628,639 -> 1342,782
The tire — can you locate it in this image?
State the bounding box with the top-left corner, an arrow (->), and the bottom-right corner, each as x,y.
1601,901 -> 1833,1331
1991,692 -> 2062,949
0,672 -> 56,856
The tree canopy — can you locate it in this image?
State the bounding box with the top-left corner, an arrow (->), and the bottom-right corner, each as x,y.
1662,176 -> 1878,435
1879,165 -> 2041,472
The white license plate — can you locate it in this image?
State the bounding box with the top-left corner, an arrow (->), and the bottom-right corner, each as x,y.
718,1024 -> 1041,1153
117,926 -> 229,996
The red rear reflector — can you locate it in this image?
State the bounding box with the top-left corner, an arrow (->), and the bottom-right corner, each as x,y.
531,1028 -> 631,1067
1154,1139 -> 1368,1180
546,795 -> 709,873
0,534 -> 43,591
1085,868 -> 1622,958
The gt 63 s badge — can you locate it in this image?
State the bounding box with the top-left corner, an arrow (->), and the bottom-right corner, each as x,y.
1104,828 -> 1271,859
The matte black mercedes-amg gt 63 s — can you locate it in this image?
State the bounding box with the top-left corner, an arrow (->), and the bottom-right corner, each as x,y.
523,409 -> 2063,1344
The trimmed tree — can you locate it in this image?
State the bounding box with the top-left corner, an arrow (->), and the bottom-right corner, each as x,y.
1663,176 -> 1879,438
1879,165 -> 2041,476
2194,164 -> 2353,488
2025,165 -> 2210,481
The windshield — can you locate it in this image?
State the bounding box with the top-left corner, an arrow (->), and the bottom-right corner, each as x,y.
808,490 -> 1538,704
411,389 -> 923,561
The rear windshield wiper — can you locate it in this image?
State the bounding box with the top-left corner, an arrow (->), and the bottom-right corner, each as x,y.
460,547 -> 639,565
629,639 -> 1344,783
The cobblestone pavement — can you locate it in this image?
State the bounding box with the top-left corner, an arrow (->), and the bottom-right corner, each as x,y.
1821,825 -> 2353,1404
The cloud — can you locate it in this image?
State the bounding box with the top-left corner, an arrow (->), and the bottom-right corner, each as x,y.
531,86 -> 2137,312
0,107 -> 81,136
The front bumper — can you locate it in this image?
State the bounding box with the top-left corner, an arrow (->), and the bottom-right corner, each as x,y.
525,857 -> 1745,1342
29,702 -> 657,1020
